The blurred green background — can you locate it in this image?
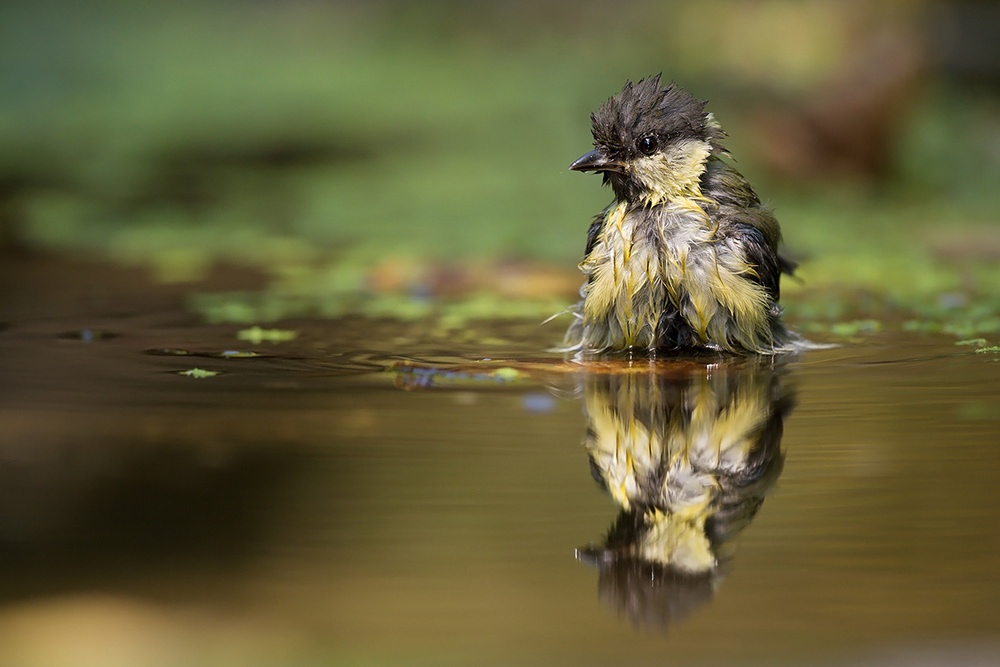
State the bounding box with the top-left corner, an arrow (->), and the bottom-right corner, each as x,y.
2,0 -> 999,334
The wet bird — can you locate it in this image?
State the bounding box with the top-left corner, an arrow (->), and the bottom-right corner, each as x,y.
565,75 -> 797,355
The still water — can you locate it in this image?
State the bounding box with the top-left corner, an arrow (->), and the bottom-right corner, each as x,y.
1,263 -> 999,666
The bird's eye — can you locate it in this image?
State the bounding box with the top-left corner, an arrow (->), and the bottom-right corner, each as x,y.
638,135 -> 659,156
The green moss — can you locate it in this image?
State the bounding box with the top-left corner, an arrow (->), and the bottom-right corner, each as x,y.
4,3 -> 999,336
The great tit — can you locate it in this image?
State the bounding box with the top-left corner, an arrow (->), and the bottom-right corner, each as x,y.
566,75 -> 797,355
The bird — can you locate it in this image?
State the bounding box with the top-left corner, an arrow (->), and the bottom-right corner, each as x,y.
564,75 -> 798,355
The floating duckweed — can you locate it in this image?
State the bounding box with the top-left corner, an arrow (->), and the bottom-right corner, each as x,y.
192,293 -> 261,324
359,293 -> 433,321
389,362 -> 526,389
237,326 -> 299,345
493,367 -> 521,382
179,368 -> 219,378
218,350 -> 260,358
827,320 -> 883,337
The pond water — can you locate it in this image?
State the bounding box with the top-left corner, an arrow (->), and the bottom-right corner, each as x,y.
1,259 -> 999,666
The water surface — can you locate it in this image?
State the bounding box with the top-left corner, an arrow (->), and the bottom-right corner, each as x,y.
1,260 -> 999,666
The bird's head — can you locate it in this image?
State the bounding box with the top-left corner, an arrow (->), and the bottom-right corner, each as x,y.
570,75 -> 726,206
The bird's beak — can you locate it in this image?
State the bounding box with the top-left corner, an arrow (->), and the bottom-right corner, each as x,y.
569,148 -> 620,173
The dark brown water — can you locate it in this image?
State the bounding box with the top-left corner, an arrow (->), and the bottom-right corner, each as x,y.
2,258 -> 999,666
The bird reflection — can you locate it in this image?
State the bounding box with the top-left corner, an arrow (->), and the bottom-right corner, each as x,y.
575,358 -> 794,632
